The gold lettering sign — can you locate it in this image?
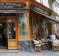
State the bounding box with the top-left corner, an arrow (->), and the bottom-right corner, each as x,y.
0,2 -> 26,9
30,4 -> 50,15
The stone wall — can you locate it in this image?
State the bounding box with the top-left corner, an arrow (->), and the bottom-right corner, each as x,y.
18,40 -> 34,51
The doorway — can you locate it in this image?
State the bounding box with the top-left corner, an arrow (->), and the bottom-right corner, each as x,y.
0,13 -> 18,49
0,18 -> 8,49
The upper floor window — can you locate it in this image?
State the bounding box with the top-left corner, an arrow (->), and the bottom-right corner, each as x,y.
56,0 -> 59,3
54,3 -> 59,15
35,0 -> 49,8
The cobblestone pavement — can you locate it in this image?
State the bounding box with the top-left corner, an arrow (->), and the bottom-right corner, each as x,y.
0,50 -> 59,56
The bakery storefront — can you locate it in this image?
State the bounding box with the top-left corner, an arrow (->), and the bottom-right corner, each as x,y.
0,0 -> 59,50
0,1 -> 30,49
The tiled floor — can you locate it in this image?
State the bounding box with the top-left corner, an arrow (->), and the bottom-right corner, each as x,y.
0,50 -> 59,56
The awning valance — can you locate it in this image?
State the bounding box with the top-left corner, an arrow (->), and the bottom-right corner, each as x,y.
31,10 -> 59,23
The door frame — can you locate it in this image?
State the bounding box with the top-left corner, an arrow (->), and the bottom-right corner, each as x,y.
0,15 -> 18,49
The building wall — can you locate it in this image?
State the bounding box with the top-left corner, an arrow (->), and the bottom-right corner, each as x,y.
48,0 -> 59,34
0,0 -> 58,50
35,0 -> 59,35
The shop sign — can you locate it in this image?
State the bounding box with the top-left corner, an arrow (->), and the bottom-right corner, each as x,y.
0,2 -> 26,9
30,4 -> 50,15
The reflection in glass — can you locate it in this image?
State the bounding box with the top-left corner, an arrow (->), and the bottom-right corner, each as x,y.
8,19 -> 15,39
30,14 -> 40,39
33,15 -> 40,38
42,19 -> 48,38
18,13 -> 28,37
33,16 -> 40,38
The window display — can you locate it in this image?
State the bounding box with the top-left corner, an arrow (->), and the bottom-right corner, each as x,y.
42,19 -> 48,38
33,15 -> 40,38
18,13 -> 28,37
30,14 -> 40,39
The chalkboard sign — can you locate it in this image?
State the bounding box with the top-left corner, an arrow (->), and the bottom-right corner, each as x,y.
0,2 -> 26,9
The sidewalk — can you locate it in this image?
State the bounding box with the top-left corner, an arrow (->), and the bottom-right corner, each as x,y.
0,50 -> 59,56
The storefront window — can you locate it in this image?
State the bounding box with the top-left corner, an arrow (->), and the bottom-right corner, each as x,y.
33,15 -> 40,39
42,19 -> 48,38
18,13 -> 28,37
30,14 -> 40,39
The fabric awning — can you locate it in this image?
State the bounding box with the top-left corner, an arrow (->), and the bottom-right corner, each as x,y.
39,12 -> 59,23
31,10 -> 59,23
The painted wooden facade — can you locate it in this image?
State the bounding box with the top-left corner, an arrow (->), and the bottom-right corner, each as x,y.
0,0 -> 57,50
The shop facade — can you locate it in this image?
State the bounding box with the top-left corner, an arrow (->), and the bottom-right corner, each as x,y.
0,0 -> 59,50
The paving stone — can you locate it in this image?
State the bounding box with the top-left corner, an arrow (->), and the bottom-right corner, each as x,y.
0,50 -> 59,56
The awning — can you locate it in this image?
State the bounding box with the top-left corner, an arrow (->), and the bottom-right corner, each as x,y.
31,10 -> 59,23
39,12 -> 59,23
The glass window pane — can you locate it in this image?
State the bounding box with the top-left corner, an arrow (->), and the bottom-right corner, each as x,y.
33,15 -> 40,39
8,19 -> 16,39
42,19 -> 48,38
18,13 -> 28,37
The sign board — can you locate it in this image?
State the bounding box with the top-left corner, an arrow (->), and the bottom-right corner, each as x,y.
0,2 -> 26,9
30,4 -> 50,15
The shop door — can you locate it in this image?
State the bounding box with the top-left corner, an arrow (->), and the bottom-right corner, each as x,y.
7,18 -> 18,49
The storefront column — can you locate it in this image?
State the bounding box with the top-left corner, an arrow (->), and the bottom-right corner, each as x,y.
39,16 -> 43,38
27,12 -> 31,40
51,24 -> 57,34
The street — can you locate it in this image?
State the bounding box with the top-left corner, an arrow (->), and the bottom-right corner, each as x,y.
0,50 -> 59,56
